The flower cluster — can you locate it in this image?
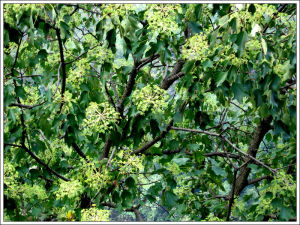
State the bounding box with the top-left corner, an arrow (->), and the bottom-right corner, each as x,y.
101,4 -> 133,21
112,149 -> 144,174
82,102 -> 119,135
145,4 -> 182,37
182,33 -> 209,62
76,158 -> 109,190
55,180 -> 83,200
217,44 -> 247,68
68,58 -> 90,88
132,84 -> 168,115
4,161 -> 19,198
81,205 -> 110,222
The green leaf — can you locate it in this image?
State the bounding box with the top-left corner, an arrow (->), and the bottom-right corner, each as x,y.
203,60 -> 213,71
270,75 -> 281,91
212,163 -> 226,176
248,4 -> 256,15
215,71 -> 228,87
279,206 -> 294,221
174,111 -> 183,123
31,207 -> 41,218
125,177 -> 136,190
254,89 -> 263,107
112,191 -> 121,204
232,82 -> 248,103
37,49 -> 48,60
182,60 -> 195,75
194,5 -> 202,20
218,15 -> 229,28
163,190 -> 177,208
15,86 -> 26,99
173,157 -> 189,166
121,190 -> 133,208
107,29 -> 116,53
261,38 -> 267,55
145,194 -> 156,203
188,21 -> 202,34
236,31 -> 248,57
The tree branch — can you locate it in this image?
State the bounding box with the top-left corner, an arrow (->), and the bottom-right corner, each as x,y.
247,175 -> 273,186
160,59 -> 185,90
55,28 -> 67,113
226,169 -> 237,221
133,120 -> 174,155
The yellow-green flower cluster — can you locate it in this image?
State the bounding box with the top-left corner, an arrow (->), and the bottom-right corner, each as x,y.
4,4 -> 44,27
101,4 -> 133,21
229,4 -> 277,30
203,92 -> 218,111
68,58 -> 90,88
76,158 -> 108,190
55,180 -> 83,200
4,161 -> 19,198
245,39 -> 262,58
217,44 -> 247,67
21,86 -> 40,106
132,84 -> 168,115
145,4 -> 182,37
82,102 -> 119,135
182,33 -> 209,62
23,183 -> 48,200
81,206 -> 110,222
90,45 -> 114,64
112,149 -> 144,173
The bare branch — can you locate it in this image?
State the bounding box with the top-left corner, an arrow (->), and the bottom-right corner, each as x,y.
248,175 -> 273,186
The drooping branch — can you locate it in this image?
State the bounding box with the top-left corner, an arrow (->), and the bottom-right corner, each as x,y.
65,45 -> 98,65
170,126 -> 220,137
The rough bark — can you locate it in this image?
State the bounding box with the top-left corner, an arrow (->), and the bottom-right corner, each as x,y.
160,59 -> 185,90
234,115 -> 272,196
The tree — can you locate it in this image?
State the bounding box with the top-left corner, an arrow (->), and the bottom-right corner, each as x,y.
3,3 -> 297,222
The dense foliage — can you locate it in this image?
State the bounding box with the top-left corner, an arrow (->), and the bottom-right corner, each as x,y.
3,3 -> 297,222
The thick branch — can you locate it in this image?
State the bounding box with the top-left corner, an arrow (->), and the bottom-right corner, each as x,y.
160,59 -> 185,90
233,115 -> 273,196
